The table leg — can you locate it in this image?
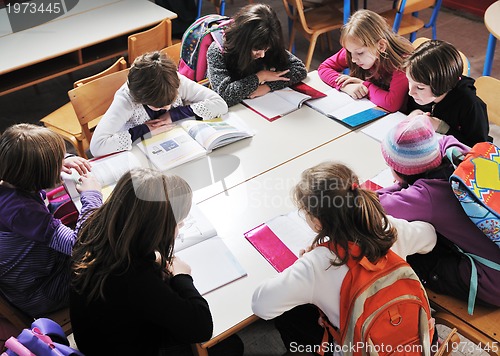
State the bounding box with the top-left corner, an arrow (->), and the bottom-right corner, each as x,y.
483,33 -> 497,76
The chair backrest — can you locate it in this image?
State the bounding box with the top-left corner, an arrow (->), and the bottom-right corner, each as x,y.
412,37 -> 470,76
68,69 -> 129,143
475,75 -> 500,126
160,42 -> 182,66
396,0 -> 435,14
128,18 -> 173,65
74,57 -> 128,88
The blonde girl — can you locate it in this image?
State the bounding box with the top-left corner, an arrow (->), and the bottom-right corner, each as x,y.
318,9 -> 414,112
0,123 -> 102,317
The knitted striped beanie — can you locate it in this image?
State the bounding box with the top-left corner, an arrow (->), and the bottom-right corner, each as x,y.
381,115 -> 442,175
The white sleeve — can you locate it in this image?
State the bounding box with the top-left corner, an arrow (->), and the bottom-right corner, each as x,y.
177,74 -> 228,120
388,215 -> 437,259
251,254 -> 316,320
90,85 -> 136,157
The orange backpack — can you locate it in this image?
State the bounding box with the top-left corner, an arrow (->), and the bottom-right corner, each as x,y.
318,242 -> 434,356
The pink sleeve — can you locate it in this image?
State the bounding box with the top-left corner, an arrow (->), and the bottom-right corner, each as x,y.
363,69 -> 409,112
318,48 -> 349,90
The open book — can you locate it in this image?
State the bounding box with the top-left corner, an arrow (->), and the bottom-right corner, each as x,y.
137,112 -> 254,171
244,210 -> 316,272
174,204 -> 247,295
242,82 -> 326,122
61,150 -> 142,211
306,88 -> 388,128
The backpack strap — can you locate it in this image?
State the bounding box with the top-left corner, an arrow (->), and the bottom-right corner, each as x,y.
445,146 -> 465,169
455,245 -> 500,314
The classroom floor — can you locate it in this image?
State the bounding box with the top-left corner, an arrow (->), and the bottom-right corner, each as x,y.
3,0 -> 499,354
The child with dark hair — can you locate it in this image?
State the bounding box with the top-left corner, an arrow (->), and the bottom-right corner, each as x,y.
318,9 -> 414,112
90,51 -> 228,157
70,168 -> 243,356
0,123 -> 102,317
206,3 -> 307,107
252,162 -> 436,353
404,40 -> 489,147
378,115 -> 500,312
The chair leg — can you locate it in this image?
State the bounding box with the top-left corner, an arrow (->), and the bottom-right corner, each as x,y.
289,26 -> 297,53
305,34 -> 320,71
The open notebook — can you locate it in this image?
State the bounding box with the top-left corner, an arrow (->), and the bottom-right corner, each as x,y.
306,88 -> 388,128
137,112 -> 254,171
244,210 -> 316,272
174,204 -> 247,295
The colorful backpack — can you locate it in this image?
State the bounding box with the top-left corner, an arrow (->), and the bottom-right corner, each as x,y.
2,318 -> 83,356
447,142 -> 500,248
178,14 -> 232,83
318,242 -> 434,356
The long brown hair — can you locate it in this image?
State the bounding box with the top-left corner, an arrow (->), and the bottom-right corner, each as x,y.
341,10 -> 413,88
0,123 -> 65,191
71,168 -> 192,302
293,162 -> 396,265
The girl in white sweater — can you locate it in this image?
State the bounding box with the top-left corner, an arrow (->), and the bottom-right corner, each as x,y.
90,51 -> 228,157
251,162 -> 437,354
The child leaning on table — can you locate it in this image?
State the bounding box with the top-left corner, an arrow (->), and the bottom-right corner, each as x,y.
0,123 -> 102,318
404,39 -> 490,147
377,115 -> 500,310
318,9 -> 414,112
90,51 -> 228,157
206,3 -> 307,107
251,161 -> 437,354
70,168 -> 243,356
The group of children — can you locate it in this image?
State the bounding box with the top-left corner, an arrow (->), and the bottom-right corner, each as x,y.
0,2 -> 497,355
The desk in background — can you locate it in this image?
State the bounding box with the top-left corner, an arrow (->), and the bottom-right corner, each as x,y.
0,0 -> 176,96
483,1 -> 500,76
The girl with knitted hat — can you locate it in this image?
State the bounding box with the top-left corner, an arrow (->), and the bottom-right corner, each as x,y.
318,9 -> 414,112
404,40 -> 490,147
378,115 -> 500,311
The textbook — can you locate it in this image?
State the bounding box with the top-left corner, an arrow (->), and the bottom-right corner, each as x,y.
137,112 -> 254,171
61,150 -> 142,211
360,111 -> 407,142
242,82 -> 326,122
175,204 -> 247,295
305,88 -> 388,128
244,210 -> 316,272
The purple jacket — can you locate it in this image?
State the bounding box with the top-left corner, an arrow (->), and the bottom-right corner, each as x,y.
378,135 -> 500,307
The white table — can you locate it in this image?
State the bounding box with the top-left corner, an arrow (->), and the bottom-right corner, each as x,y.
0,0 -> 176,95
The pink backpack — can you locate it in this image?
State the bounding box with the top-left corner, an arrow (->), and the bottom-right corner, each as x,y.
178,14 -> 232,82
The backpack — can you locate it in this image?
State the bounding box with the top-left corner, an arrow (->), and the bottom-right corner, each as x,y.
178,14 -> 232,83
447,142 -> 500,248
2,318 -> 83,356
318,242 -> 434,356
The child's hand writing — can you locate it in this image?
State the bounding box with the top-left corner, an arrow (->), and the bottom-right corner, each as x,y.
341,83 -> 369,99
256,69 -> 290,84
76,174 -> 101,193
63,156 -> 91,175
168,256 -> 191,276
146,116 -> 174,136
408,109 -> 429,119
248,84 -> 271,99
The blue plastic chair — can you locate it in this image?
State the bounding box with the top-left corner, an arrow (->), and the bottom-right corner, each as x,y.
197,0 -> 226,19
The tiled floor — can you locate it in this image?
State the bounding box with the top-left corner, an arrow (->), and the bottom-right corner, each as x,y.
1,1 -> 498,355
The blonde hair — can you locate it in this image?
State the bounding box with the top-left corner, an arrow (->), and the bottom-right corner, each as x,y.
294,162 -> 396,265
340,10 -> 413,86
72,168 -> 192,302
0,123 -> 65,191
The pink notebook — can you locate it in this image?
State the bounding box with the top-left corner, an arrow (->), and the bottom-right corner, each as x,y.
244,223 -> 298,272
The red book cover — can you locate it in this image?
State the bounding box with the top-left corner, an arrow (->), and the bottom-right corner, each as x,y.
244,223 -> 297,272
291,82 -> 327,99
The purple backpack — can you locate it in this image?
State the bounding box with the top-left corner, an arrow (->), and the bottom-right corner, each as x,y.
178,14 -> 232,82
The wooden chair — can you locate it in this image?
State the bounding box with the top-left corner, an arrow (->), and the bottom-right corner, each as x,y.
379,0 -> 442,42
127,18 -> 173,66
160,42 -> 182,66
412,37 -> 470,76
40,57 -> 128,158
426,288 -> 500,355
0,293 -> 72,336
282,0 -> 344,71
475,75 -> 500,126
68,69 -> 130,147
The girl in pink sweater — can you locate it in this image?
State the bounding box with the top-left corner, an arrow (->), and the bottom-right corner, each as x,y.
318,10 -> 414,112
